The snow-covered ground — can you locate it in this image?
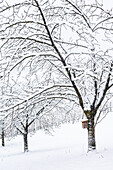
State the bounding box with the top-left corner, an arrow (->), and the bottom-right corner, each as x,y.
0,113 -> 113,170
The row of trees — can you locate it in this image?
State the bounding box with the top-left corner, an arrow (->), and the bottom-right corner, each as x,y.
0,0 -> 113,152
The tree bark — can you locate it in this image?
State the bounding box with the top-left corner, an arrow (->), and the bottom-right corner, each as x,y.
1,128 -> 5,147
87,116 -> 96,151
23,133 -> 28,152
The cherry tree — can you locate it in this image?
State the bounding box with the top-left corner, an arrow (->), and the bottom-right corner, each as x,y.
0,0 -> 113,152
31,0 -> 113,151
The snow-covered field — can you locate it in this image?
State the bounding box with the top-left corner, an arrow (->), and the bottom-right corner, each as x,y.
0,113 -> 113,170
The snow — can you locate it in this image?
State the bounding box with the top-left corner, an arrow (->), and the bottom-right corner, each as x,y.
0,113 -> 113,170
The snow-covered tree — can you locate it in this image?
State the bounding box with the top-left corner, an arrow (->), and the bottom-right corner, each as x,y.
29,0 -> 113,151
0,0 -> 113,152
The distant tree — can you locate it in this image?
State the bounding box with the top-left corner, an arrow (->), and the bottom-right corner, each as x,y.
14,103 -> 46,152
2,91 -> 79,152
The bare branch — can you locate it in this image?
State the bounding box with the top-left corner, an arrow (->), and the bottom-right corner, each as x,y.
34,0 -> 84,111
95,62 -> 113,112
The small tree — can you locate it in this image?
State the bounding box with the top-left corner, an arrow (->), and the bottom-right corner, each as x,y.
14,105 -> 45,152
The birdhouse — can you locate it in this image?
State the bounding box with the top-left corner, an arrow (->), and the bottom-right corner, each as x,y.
82,120 -> 88,129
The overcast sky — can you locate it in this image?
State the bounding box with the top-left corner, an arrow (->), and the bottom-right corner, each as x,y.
103,0 -> 113,9
7,0 -> 113,10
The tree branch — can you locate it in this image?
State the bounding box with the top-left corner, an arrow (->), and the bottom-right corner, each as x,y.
93,16 -> 113,32
65,0 -> 92,30
15,125 -> 24,135
95,62 -> 113,112
34,0 -> 84,111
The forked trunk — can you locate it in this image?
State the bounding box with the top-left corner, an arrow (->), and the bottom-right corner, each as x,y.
87,116 -> 96,151
23,133 -> 28,152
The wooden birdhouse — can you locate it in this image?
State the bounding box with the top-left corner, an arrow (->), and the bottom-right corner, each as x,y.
82,120 -> 88,129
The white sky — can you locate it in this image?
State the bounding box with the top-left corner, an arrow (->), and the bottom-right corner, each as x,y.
103,0 -> 113,9
8,0 -> 113,9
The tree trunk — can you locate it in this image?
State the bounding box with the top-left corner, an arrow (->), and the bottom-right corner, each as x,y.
1,128 -> 5,147
23,133 -> 28,152
87,116 -> 96,151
